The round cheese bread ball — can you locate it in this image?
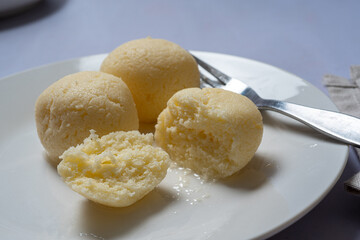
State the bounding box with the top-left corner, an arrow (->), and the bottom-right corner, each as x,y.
35,71 -> 139,163
155,88 -> 263,179
57,130 -> 170,207
100,38 -> 200,123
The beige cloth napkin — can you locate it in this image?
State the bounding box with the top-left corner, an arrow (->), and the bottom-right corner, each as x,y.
323,66 -> 360,195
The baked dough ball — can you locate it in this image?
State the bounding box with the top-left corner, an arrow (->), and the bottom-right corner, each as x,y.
100,38 -> 200,123
57,130 -> 170,207
155,88 -> 263,179
35,71 -> 139,163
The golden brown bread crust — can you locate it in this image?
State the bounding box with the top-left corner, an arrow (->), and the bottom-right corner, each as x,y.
100,38 -> 200,123
35,71 -> 139,163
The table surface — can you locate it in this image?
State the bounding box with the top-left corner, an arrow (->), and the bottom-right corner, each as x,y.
1,1 -> 359,239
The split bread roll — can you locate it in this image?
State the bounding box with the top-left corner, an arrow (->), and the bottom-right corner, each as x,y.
57,130 -> 170,207
100,38 -> 200,123
155,88 -> 263,179
35,71 -> 139,163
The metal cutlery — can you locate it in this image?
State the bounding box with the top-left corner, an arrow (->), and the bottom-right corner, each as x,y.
192,54 -> 360,148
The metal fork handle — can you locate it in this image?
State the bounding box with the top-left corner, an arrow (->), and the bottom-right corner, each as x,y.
259,99 -> 360,147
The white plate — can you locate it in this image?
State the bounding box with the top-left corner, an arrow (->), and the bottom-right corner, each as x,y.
0,52 -> 348,240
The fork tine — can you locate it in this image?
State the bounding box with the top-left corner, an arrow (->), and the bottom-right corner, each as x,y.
200,72 -> 214,88
200,81 -> 212,89
191,54 -> 231,85
199,72 -> 223,88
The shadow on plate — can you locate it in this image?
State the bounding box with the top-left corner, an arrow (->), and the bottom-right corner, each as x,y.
78,187 -> 174,239
43,151 -> 59,170
0,0 -> 68,30
219,152 -> 278,191
220,109 -> 342,191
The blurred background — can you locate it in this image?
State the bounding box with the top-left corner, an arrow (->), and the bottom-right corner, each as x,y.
0,0 -> 359,239
1,0 -> 359,92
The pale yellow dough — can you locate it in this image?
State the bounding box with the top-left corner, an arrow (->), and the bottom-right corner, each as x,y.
100,38 -> 200,123
155,88 -> 263,179
57,130 -> 170,207
35,71 -> 139,163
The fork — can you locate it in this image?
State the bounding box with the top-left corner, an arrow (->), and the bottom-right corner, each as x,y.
192,54 -> 360,148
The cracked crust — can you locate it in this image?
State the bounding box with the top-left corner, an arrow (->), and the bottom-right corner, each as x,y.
57,130 -> 170,207
155,88 -> 263,179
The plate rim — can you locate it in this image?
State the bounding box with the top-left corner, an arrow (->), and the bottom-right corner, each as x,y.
0,51 -> 349,239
